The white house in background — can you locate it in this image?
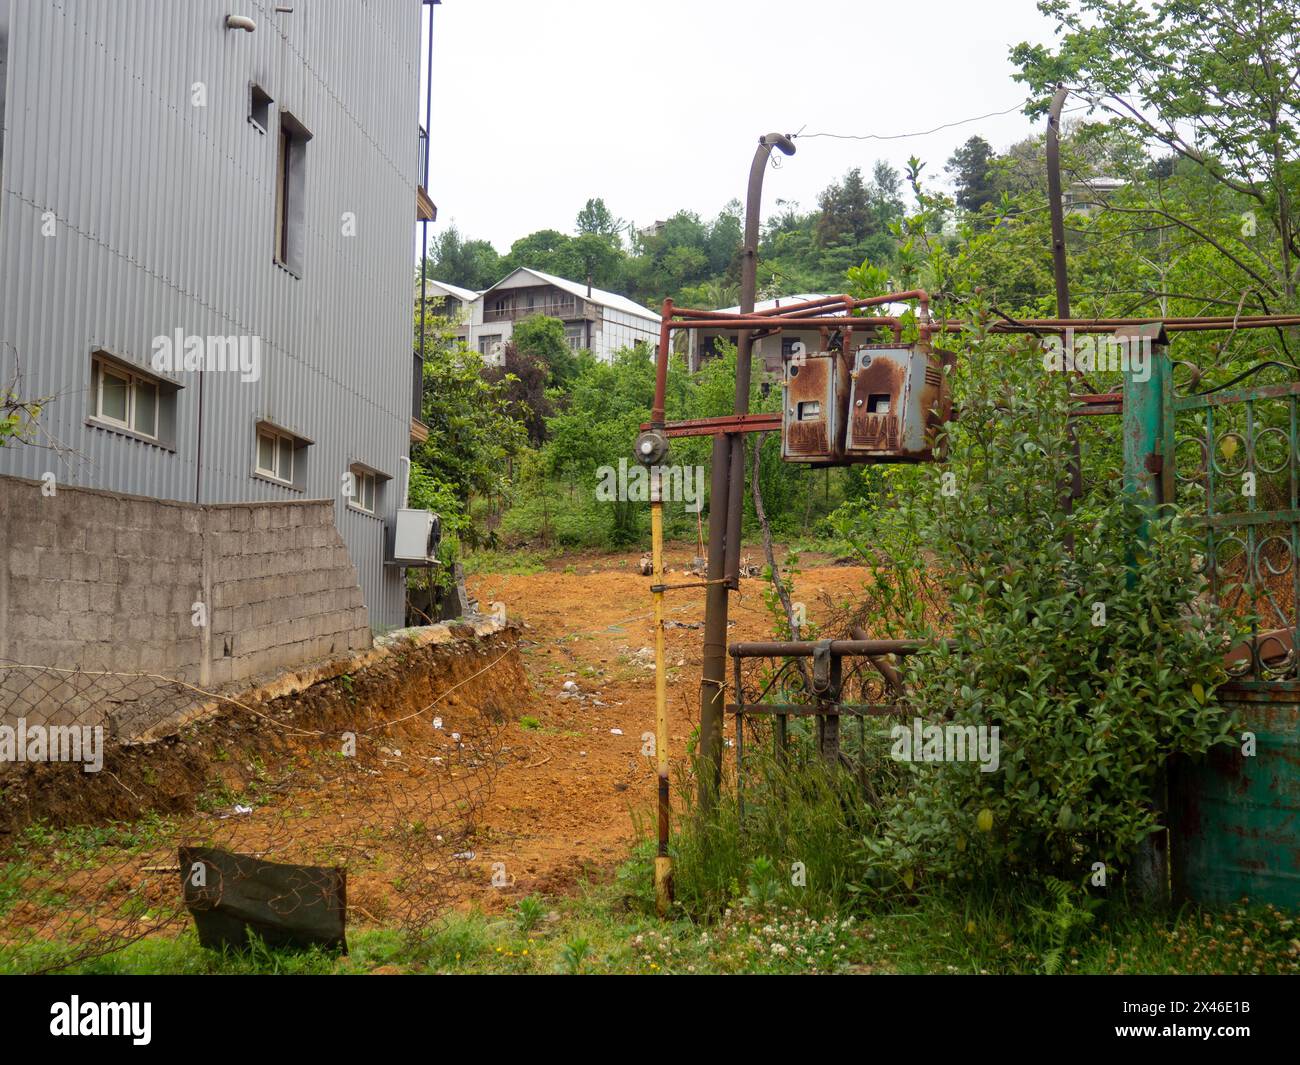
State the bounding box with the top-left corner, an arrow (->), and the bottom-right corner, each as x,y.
1065,176 -> 1128,217
467,267 -> 661,364
689,294 -> 832,375
416,279 -> 479,343
688,294 -> 907,376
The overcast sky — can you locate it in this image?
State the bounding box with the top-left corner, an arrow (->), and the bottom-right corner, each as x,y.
419,0 -> 1065,255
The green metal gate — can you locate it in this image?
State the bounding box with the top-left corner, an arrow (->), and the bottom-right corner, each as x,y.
1138,354 -> 1300,907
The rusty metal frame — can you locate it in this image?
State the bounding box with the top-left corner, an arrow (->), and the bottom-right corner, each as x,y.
727,640 -> 935,821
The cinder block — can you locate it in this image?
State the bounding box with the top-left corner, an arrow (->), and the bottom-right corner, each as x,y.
89,584 -> 118,613
38,552 -> 68,580
144,586 -> 170,615
56,582 -> 91,614
115,529 -> 145,557
127,617 -> 154,643
125,499 -> 156,530
9,549 -> 39,578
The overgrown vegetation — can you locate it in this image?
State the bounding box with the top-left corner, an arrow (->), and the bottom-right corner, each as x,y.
10,854 -> 1296,975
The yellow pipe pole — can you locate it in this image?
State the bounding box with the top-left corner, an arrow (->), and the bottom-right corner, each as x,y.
651,468 -> 673,916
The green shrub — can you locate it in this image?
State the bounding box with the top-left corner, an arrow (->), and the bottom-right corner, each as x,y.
835,328 -> 1243,893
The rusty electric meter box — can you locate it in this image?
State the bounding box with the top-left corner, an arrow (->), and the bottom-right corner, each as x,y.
780,342 -> 952,465
844,345 -> 951,462
781,349 -> 850,464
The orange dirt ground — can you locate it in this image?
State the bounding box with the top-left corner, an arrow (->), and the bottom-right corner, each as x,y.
461,546 -> 871,909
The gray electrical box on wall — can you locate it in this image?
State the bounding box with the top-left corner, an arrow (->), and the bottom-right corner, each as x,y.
388,509 -> 441,566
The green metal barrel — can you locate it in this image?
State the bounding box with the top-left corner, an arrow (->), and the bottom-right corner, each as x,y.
1169,689 -> 1300,908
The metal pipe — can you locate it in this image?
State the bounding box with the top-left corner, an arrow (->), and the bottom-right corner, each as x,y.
650,469 -> 672,915
652,299 -> 673,427
673,315 -> 906,329
698,434 -> 731,806
730,639 -> 936,657
696,132 -> 794,806
417,1 -> 436,413
726,134 -> 795,587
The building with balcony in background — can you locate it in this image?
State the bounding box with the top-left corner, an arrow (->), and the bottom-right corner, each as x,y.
454,267 -> 660,364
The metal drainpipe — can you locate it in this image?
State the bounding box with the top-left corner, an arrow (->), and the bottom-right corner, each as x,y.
418,2 -> 435,391
698,132 -> 795,806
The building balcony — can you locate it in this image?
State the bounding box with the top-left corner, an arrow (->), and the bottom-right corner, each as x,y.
416,126 -> 436,222
483,301 -> 589,324
410,351 -> 428,443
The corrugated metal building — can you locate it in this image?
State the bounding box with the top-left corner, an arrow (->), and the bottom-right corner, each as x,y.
0,0 -> 432,631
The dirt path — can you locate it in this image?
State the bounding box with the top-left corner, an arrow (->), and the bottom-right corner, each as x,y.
462,547 -> 871,908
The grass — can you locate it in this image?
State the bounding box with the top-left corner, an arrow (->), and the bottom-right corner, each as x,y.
7,832 -> 1296,976
462,547 -> 561,577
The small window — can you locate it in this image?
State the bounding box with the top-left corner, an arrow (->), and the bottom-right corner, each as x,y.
91,354 -> 164,441
249,84 -> 273,134
867,394 -> 892,415
274,110 -> 312,275
478,334 -> 503,359
348,464 -> 378,514
255,426 -> 297,485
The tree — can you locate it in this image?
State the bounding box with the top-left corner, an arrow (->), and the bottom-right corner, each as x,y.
1013,0 -> 1300,304
483,340 -> 553,447
815,168 -> 874,248
946,136 -> 997,214
423,225 -> 502,291
513,314 -> 582,390
412,313 -> 527,548
502,229 -> 579,278
575,197 -> 625,240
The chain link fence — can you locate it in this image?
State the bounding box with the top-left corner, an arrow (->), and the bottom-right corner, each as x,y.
0,634 -> 514,972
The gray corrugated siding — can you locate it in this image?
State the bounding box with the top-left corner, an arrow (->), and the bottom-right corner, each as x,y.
0,0 -> 423,631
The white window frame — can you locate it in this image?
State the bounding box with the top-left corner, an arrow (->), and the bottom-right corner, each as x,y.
255,427 -> 296,486
348,465 -> 377,514
91,354 -> 160,440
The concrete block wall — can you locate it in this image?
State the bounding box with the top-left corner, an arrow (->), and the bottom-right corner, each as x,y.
0,475 -> 372,730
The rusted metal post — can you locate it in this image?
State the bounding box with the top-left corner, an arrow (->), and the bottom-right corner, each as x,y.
733,654 -> 745,825
698,434 -> 731,806
645,321 -> 675,915
649,467 -> 673,915
726,133 -> 796,587
699,133 -> 794,807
